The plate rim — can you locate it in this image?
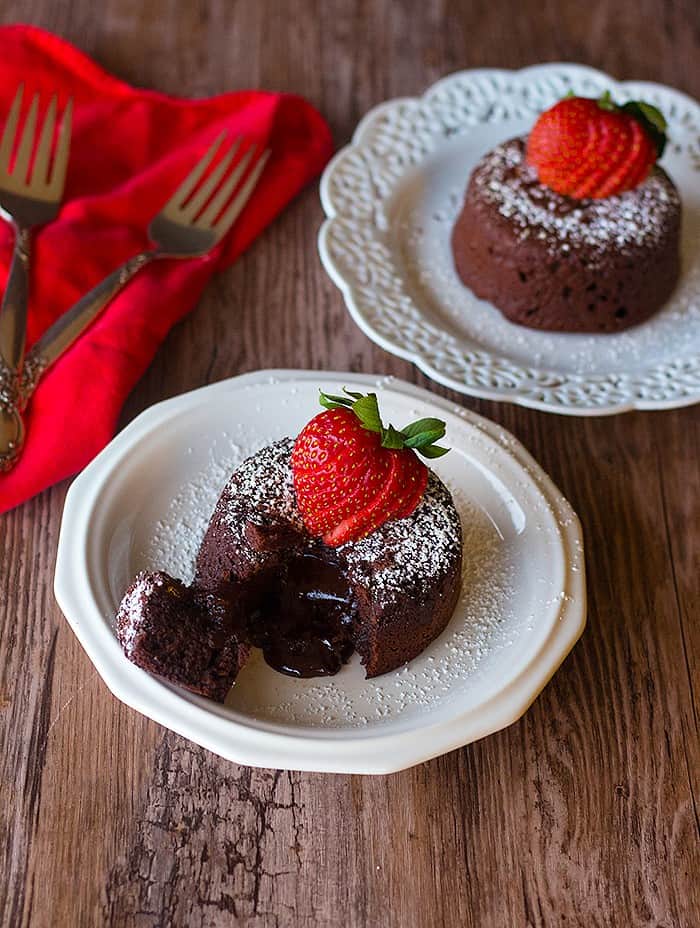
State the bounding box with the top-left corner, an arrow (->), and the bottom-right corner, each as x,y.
318,63 -> 700,416
55,369 -> 587,773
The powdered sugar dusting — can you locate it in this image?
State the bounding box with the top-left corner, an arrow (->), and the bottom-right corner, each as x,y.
213,437 -> 462,608
393,132 -> 699,379
342,471 -> 461,605
139,432 -> 523,729
116,571 -> 164,655
474,136 -> 679,257
144,433 -> 255,583
222,440 -> 303,531
230,492 -> 514,727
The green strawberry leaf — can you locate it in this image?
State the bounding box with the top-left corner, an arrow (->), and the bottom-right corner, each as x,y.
319,390 -> 354,410
621,101 -> 667,134
621,100 -> 667,157
400,418 -> 446,441
404,430 -> 446,449
351,393 -> 384,433
597,90 -> 616,112
380,425 -> 406,449
416,443 -> 450,459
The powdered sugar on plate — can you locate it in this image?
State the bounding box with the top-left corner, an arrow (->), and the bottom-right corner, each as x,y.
230,492 -> 515,729
393,132 -> 700,379
143,430 -> 261,583
139,432 -> 518,729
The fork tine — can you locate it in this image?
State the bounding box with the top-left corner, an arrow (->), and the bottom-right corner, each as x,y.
12,92 -> 39,183
46,98 -> 72,197
32,95 -> 57,187
0,84 -> 23,174
212,149 -> 270,240
162,131 -> 227,215
178,137 -> 241,222
198,145 -> 255,228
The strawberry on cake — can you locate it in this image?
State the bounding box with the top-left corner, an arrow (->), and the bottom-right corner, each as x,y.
451,93 -> 681,332
115,390 -> 463,699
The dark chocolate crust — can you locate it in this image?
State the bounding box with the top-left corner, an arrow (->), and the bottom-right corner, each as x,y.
195,439 -> 463,678
451,137 -> 681,333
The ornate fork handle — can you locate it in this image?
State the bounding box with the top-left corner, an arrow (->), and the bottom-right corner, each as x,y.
20,250 -> 158,406
0,354 -> 24,471
0,229 -> 31,471
0,227 -> 31,376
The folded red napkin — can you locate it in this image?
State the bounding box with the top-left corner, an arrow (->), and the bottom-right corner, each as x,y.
0,25 -> 333,514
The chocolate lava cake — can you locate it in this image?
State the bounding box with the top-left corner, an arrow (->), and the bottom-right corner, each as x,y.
195,438 -> 463,680
116,440 -> 463,700
451,137 -> 681,333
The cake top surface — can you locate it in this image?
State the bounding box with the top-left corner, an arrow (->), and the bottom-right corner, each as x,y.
471,136 -> 680,255
216,438 -> 462,606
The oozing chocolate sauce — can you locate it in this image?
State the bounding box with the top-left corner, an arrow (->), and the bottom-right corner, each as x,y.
246,555 -> 357,678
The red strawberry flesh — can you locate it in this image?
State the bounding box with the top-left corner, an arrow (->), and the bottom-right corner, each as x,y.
393,451 -> 429,520
291,392 -> 448,546
322,451 -> 412,547
526,95 -> 660,199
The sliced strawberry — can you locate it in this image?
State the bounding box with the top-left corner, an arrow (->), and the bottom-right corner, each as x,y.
595,119 -> 655,197
303,453 -> 392,535
526,93 -> 665,199
291,389 -> 450,545
563,106 -> 602,196
322,451 -> 411,547
292,409 -> 382,504
575,115 -> 631,198
392,451 -> 429,520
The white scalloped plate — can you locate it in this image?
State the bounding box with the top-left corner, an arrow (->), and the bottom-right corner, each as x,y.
319,65 -> 700,415
55,370 -> 585,774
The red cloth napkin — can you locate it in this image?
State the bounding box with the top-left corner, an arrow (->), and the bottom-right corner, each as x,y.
0,25 -> 333,514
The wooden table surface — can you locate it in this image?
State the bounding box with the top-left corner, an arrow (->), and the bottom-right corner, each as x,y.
1,1 -> 698,926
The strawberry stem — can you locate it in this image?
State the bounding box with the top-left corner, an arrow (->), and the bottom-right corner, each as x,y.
319,388 -> 450,458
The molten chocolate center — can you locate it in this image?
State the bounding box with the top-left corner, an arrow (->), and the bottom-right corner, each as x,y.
246,555 -> 357,678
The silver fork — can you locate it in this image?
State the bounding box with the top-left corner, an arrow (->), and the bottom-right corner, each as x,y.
0,86 -> 72,471
10,133 -> 269,471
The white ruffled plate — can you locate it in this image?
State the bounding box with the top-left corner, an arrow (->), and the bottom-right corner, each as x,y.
319,64 -> 700,415
55,370 -> 585,773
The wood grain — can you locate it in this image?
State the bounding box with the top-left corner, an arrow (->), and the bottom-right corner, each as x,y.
0,1 -> 698,925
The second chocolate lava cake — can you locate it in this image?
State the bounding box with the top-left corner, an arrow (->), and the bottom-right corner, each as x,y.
451,137 -> 681,332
